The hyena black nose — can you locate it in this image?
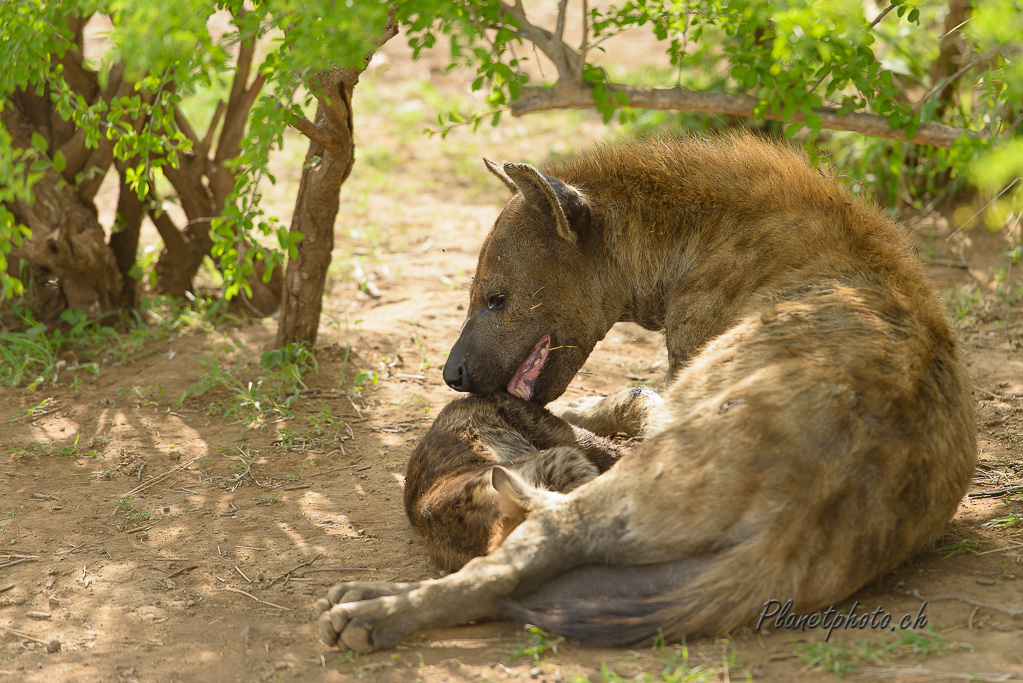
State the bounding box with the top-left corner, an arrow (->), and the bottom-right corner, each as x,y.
443,357 -> 472,393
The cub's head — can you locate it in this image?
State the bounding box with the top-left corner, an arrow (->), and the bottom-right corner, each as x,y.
442,159 -> 607,405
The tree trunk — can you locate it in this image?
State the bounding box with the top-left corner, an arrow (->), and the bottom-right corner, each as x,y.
275,20 -> 398,348
108,168 -> 145,309
3,104 -> 122,323
275,74 -> 358,348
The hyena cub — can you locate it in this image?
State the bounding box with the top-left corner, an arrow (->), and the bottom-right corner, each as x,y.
403,392 -> 629,572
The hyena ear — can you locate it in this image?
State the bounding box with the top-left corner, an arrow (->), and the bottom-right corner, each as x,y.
483,158 -> 518,194
502,162 -> 590,244
491,466 -> 533,515
491,466 -> 561,516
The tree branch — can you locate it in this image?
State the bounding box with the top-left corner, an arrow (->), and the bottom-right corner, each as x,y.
499,0 -> 580,78
214,26 -> 262,167
174,104 -> 202,150
811,3 -> 895,94
579,0 -> 589,77
289,113 -> 336,151
200,100 -> 226,158
511,83 -> 985,148
915,49 -> 991,114
554,0 -> 569,42
147,205 -> 187,253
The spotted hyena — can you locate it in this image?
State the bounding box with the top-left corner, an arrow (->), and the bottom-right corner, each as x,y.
317,133 -> 976,650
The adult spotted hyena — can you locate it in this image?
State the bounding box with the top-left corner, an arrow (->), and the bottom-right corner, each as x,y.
317,133 -> 976,650
404,392 -> 627,572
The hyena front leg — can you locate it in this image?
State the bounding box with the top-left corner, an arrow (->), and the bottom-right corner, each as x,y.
548,386 -> 662,437
317,500 -> 585,651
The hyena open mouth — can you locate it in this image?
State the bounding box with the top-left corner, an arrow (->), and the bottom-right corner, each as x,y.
508,335 -> 551,400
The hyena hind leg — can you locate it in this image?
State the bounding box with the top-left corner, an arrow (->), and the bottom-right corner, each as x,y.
548,386 -> 662,438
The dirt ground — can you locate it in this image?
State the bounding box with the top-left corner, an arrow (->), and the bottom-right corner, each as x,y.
2,37 -> 1023,683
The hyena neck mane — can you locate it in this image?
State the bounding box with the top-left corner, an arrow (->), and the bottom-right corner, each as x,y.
545,134 -> 933,357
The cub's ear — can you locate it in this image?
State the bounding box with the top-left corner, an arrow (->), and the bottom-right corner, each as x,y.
491,466 -> 535,516
483,158 -> 518,194
491,465 -> 562,517
502,162 -> 590,244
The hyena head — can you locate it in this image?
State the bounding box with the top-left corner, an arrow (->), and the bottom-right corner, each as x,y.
442,159 -> 606,405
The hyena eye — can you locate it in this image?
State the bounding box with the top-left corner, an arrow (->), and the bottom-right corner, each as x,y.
488,293 -> 506,310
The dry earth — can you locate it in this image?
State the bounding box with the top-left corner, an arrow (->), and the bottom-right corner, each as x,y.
2,37 -> 1023,683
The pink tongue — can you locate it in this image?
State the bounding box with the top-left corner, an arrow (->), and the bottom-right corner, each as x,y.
508,335 -> 551,400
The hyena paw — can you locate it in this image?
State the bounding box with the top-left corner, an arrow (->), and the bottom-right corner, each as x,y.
551,387 -> 663,437
548,396 -> 606,428
315,581 -> 421,650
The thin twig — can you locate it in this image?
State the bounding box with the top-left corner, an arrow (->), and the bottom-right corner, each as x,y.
223,586 -> 290,610
311,462 -> 365,476
120,455 -> 202,498
0,624 -> 50,646
859,667 -> 1023,682
911,589 -> 1023,617
968,484 -> 1023,499
975,541 -> 1023,556
266,554 -> 322,588
0,558 -> 35,571
947,177 -> 1021,240
811,3 -> 896,92
166,564 -> 199,579
914,51 -> 994,114
235,565 -> 251,583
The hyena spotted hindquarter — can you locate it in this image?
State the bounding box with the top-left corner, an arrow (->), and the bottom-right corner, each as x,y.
317,133 -> 977,650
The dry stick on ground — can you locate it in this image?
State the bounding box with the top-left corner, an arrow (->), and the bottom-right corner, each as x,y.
976,541 -> 1023,556
0,558 -> 36,571
0,624 -> 60,652
265,554 -> 322,588
165,565 -> 199,579
911,589 -> 1023,617
120,455 -> 203,499
968,484 -> 1023,499
861,669 -> 1023,682
222,585 -> 290,611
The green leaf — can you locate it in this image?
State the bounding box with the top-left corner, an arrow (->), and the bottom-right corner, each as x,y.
52,150 -> 67,173
30,132 -> 47,151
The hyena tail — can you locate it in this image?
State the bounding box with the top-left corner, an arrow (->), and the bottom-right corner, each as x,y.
504,536 -> 788,647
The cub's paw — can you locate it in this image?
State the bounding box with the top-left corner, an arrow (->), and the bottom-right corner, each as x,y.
548,395 -> 607,428
315,581 -> 421,650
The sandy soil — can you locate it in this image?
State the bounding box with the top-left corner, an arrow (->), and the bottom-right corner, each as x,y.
1,37 -> 1022,683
